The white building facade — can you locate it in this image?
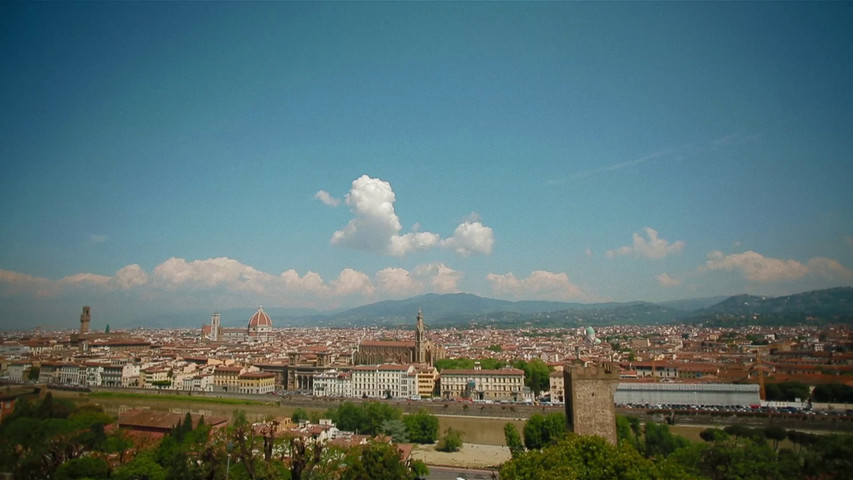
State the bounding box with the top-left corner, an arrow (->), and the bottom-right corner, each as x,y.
350,364 -> 417,399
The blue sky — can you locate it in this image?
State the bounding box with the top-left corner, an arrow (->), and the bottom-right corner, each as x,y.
1,2 -> 851,329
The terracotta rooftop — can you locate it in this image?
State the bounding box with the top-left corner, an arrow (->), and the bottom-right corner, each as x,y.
117,409 -> 227,431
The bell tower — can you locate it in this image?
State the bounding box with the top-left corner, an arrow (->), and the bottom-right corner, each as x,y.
415,309 -> 426,364
210,313 -> 221,341
80,306 -> 91,335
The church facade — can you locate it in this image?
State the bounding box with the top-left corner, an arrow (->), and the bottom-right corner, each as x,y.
353,310 -> 444,366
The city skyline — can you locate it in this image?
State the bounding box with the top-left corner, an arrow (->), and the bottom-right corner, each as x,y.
1,3 -> 851,330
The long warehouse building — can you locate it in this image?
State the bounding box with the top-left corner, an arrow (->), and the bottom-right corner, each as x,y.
614,383 -> 761,407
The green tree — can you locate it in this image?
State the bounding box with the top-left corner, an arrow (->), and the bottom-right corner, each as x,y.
182,411 -> 194,436
512,358 -> 552,396
812,382 -> 853,403
763,425 -> 787,451
0,395 -> 107,479
801,433 -> 853,479
436,428 -> 464,452
341,441 -> 416,480
500,434 -> 690,480
615,415 -> 633,447
504,422 -> 525,458
643,421 -> 687,459
699,428 -> 729,443
787,429 -> 819,455
669,436 -> 784,480
113,450 -> 167,480
723,424 -> 764,441
381,419 -> 410,443
363,402 -> 402,436
434,357 -> 505,371
522,413 -> 566,450
328,401 -> 402,436
54,455 -> 110,480
627,415 -> 642,452
152,380 -> 172,390
410,458 -> 429,479
765,381 -> 809,402
329,402 -> 368,433
292,407 -> 310,423
27,366 -> 40,382
434,358 -> 475,371
402,409 -> 438,444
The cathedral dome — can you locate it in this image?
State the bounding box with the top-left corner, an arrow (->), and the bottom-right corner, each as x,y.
248,306 -> 272,329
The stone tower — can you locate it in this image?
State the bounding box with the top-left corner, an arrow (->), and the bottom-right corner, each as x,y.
79,306 -> 91,335
210,313 -> 221,341
415,309 -> 426,364
563,362 -> 619,444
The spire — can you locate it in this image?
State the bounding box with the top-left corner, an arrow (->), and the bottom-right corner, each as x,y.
416,309 -> 425,338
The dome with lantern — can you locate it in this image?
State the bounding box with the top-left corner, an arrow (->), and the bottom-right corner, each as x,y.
248,306 -> 272,335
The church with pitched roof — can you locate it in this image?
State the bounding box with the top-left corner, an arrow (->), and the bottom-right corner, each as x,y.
352,310 -> 444,366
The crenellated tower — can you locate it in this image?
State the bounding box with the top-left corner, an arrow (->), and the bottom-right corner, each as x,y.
80,306 -> 91,335
563,362 -> 619,444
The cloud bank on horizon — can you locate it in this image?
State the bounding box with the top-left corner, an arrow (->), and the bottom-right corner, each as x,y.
1,3 -> 851,329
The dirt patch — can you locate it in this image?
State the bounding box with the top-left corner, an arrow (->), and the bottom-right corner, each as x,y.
411,443 -> 511,469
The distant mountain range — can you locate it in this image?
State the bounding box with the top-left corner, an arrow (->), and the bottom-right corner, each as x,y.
122,287 -> 852,331
264,287 -> 852,329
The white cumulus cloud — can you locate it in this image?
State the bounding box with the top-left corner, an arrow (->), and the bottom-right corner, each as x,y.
314,190 -> 340,207
60,273 -> 113,287
0,270 -> 58,298
330,175 -> 439,256
441,220 -> 495,256
656,272 -> 682,287
701,250 -> 853,283
606,227 -> 685,260
152,257 -> 274,293
413,263 -> 462,293
328,175 -> 493,257
486,270 -> 587,301
376,267 -> 421,297
703,250 -> 809,282
805,257 -> 853,281
115,264 -> 149,289
331,268 -> 375,297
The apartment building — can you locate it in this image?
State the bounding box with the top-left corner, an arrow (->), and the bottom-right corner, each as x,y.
238,372 -> 276,394
7,362 -> 31,383
312,370 -> 353,398
181,373 -> 213,392
141,366 -> 169,388
213,365 -> 244,392
440,366 -> 525,401
351,364 -> 417,399
38,362 -> 61,384
415,366 -> 439,398
83,361 -> 105,387
59,363 -> 83,385
549,370 -> 565,402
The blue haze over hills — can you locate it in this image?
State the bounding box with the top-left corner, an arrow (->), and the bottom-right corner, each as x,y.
19,287 -> 850,332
